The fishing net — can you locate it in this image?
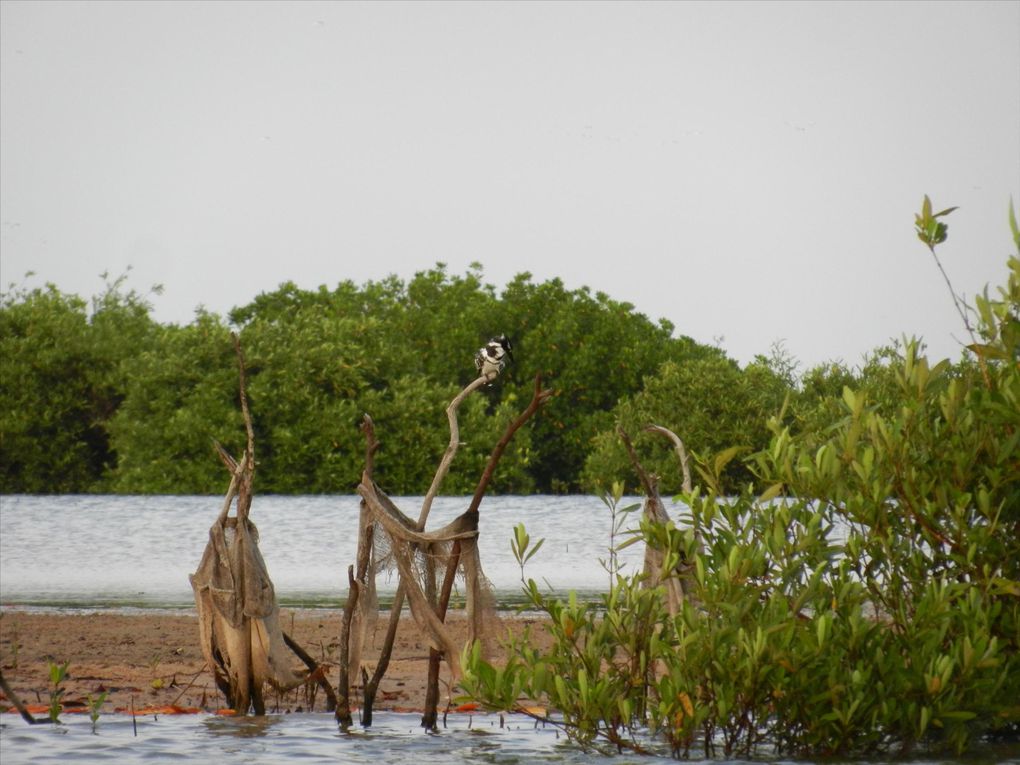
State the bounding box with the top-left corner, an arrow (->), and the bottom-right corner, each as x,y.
190,491 -> 304,713
350,480 -> 499,682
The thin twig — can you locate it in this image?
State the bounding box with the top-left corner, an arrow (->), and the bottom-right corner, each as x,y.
169,663 -> 210,707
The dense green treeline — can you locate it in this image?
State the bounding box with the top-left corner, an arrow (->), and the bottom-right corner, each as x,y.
0,262 -> 978,496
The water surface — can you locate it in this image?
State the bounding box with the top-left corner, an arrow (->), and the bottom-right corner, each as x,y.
0,494 -> 648,609
0,711 -> 671,765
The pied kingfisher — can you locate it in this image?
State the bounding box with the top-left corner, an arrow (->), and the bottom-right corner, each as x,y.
474,334 -> 513,381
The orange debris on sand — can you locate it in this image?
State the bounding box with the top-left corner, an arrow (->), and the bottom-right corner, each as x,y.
116,705 -> 203,716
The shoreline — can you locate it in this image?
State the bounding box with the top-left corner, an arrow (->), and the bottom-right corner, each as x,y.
0,609 -> 550,717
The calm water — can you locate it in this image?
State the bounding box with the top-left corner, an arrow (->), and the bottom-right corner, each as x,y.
0,494 -> 647,609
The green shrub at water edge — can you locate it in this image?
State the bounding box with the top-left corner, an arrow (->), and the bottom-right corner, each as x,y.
460,208 -> 1020,758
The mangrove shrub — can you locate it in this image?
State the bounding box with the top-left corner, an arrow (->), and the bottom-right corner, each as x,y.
460,205 -> 1020,758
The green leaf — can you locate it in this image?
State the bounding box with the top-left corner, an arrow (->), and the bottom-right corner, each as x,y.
1010,197 -> 1020,251
523,537 -> 545,564
713,446 -> 743,478
758,482 -> 784,503
938,710 -> 977,721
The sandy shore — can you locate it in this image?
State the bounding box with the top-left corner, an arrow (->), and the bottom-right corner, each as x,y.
0,608 -> 549,718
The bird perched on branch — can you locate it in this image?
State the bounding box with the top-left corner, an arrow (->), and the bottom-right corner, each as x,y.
474,334 -> 513,381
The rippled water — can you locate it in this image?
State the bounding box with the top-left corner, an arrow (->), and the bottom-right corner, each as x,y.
3,496 -> 1018,763
0,711 -> 676,765
0,494 -> 650,610
4,712 -> 1017,765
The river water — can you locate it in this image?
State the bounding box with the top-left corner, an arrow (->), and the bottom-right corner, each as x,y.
2,710 -> 675,765
2,495 -> 1017,764
0,494 -> 647,608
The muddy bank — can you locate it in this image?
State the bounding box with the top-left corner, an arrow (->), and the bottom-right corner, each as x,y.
0,609 -> 550,717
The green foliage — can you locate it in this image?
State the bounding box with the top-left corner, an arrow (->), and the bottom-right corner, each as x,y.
0,274 -> 158,492
241,301 -> 377,493
460,209 -> 1020,758
47,660 -> 69,723
968,204 -> 1020,365
105,312 -> 241,493
582,353 -> 790,494
6,263 -> 720,494
510,522 -> 544,585
914,194 -> 958,249
596,482 -> 640,587
464,480 -> 1018,757
87,689 -> 109,732
479,272 -> 703,492
10,211 -> 1010,498
461,580 -> 669,755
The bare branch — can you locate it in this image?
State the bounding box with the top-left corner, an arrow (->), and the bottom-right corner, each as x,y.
619,426 -> 659,498
644,424 -> 693,494
230,332 -> 255,471
423,374 -> 553,730
467,374 -> 554,515
0,670 -> 47,725
419,375 -> 489,528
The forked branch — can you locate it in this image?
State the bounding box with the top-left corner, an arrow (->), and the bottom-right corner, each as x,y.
422,374 -> 553,730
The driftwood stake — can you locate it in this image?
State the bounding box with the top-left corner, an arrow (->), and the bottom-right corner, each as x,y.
335,565 -> 360,728
191,334 -> 321,715
354,377 -> 485,727
337,415 -> 380,725
421,374 -> 553,731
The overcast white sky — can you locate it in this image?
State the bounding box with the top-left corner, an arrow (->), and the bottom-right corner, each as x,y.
2,0 -> 1018,369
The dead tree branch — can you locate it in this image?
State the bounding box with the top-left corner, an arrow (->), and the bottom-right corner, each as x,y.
190,334 -> 319,715
419,375 -> 489,527
337,415 -> 380,727
644,425 -> 693,494
422,374 -> 554,730
351,376 -> 487,726
282,631 -> 338,712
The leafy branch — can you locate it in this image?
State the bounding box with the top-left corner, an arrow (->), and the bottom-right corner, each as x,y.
914,195 -> 976,344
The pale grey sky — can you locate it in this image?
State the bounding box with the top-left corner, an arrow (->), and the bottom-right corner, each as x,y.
2,0 -> 1018,369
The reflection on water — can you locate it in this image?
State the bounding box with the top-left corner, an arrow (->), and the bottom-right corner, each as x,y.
203,713 -> 286,739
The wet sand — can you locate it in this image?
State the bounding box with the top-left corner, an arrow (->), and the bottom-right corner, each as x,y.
0,609 -> 550,717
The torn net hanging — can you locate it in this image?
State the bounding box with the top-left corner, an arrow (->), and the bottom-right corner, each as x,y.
351,480 -> 499,681
190,499 -> 304,713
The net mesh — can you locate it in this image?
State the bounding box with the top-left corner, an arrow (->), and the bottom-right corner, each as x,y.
351,481 -> 499,681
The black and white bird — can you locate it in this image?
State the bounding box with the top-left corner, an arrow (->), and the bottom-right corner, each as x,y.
474,334 -> 513,381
